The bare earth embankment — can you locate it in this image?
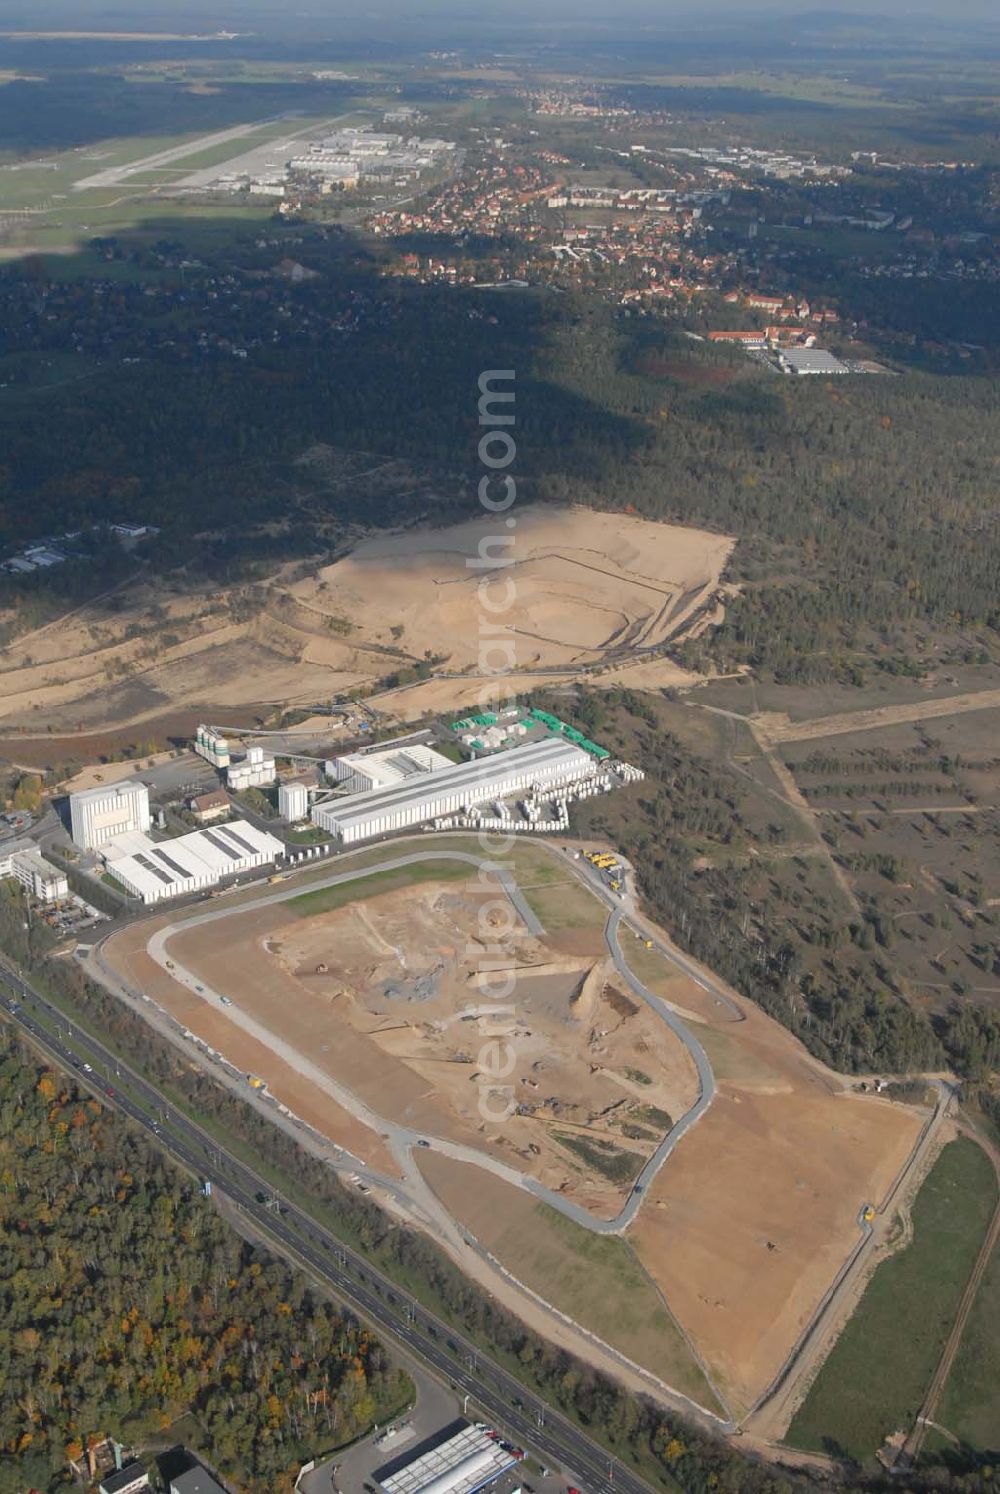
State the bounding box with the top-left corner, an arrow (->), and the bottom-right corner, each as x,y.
0,506 -> 733,739
100,848 -> 923,1417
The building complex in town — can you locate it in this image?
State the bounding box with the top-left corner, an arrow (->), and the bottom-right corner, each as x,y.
69,780 -> 151,850
0,839 -> 69,903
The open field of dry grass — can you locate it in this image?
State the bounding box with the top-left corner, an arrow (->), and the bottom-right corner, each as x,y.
417,1149 -> 723,1413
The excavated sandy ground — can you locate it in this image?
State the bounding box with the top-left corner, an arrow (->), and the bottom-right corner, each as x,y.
101,863 -> 925,1414
104,915 -> 402,1178
0,507 -> 732,734
292,505 -> 734,673
625,965 -> 923,1418
105,877 -> 699,1215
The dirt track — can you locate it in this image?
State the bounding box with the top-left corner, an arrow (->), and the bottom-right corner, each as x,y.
757,689 -> 1000,745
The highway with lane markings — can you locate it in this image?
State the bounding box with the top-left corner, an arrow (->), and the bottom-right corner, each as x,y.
0,956 -> 665,1494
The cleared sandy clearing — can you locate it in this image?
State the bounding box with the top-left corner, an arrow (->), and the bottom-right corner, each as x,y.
100,848 -> 926,1413
293,506 -> 734,673
0,507 -> 731,735
624,943 -> 923,1417
105,874 -> 698,1216
103,913 -> 401,1177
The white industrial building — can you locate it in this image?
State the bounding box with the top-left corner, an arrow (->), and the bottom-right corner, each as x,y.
104,820 -> 283,904
0,841 -> 69,902
227,745 -> 276,792
313,737 -> 595,845
278,780 -> 310,821
326,743 -> 453,796
376,1422 -> 516,1494
779,347 -> 849,375
70,780 -> 151,850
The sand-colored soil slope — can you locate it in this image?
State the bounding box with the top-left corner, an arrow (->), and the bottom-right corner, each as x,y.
293,505 -> 734,673
0,507 -> 731,736
104,874 -> 699,1216
624,946 -> 923,1417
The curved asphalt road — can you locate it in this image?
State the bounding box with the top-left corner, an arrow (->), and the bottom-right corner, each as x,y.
130,849 -> 717,1238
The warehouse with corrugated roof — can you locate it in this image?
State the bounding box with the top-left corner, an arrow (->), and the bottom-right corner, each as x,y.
311,737 -> 594,845
105,820 -> 283,903
376,1422 -> 518,1494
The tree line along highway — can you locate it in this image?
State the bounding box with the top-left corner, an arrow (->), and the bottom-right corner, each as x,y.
0,957 -> 664,1494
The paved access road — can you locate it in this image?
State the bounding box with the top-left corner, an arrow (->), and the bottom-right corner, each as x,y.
133,849 -> 715,1239
0,961 -> 663,1494
600,910 -> 715,1227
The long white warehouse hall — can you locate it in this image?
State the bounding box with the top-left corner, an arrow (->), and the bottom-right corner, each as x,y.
105,820 -> 283,903
312,737 -> 595,844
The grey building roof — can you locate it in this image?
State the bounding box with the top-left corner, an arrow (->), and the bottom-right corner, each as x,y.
781,348 -> 849,374
70,779 -> 148,807
316,737 -> 591,832
170,1469 -> 227,1494
99,1466 -> 148,1494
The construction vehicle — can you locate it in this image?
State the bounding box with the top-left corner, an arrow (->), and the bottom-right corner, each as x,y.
246,1074 -> 266,1090
644,940 -> 654,949
610,880 -> 621,892
862,1204 -> 875,1223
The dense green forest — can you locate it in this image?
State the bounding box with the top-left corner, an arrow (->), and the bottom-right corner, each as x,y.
553,687 -> 1000,1078
0,1029 -> 409,1494
1,245 -> 997,681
